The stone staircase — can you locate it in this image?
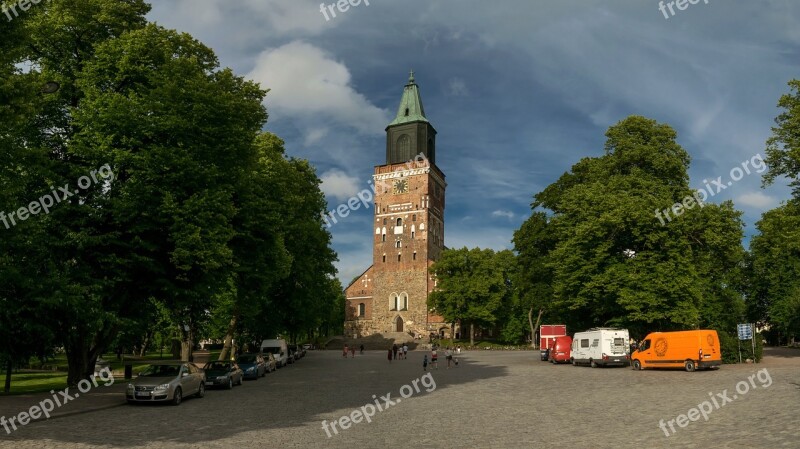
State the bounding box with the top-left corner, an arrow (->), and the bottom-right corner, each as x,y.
328,332 -> 422,351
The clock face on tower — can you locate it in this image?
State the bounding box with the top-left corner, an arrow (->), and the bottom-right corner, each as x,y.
393,179 -> 408,194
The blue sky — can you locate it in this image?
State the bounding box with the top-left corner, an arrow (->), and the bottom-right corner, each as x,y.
148,0 -> 799,285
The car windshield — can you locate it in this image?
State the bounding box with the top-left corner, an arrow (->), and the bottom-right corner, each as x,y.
264,347 -> 281,354
237,355 -> 256,363
204,362 -> 230,371
139,365 -> 181,377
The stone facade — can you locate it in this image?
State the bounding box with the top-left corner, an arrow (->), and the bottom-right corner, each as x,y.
344,74 -> 448,339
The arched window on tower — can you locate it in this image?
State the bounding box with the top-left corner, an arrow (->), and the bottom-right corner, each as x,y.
396,218 -> 403,227
358,303 -> 365,317
396,134 -> 411,162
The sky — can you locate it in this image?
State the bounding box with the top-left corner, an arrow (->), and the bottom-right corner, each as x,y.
147,0 -> 799,285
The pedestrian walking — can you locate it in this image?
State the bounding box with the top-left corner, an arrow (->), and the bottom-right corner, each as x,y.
360,344 -> 365,355
388,348 -> 393,363
403,344 -> 408,359
431,348 -> 438,369
350,346 -> 356,358
456,345 -> 461,355
343,344 -> 349,358
445,347 -> 453,368
392,344 -> 398,360
423,354 -> 428,371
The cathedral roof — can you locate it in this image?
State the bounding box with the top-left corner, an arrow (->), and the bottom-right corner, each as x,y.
387,70 -> 429,127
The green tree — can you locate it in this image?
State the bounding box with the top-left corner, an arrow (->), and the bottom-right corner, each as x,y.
764,79 -> 800,196
512,212 -> 557,347
524,116 -> 745,338
429,248 -> 515,345
747,201 -> 800,342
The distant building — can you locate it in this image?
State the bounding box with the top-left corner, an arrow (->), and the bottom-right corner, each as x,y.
344,72 -> 449,339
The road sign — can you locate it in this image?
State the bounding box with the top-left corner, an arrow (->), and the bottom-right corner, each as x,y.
737,323 -> 752,340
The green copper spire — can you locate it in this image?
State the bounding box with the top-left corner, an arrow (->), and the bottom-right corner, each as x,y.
388,70 -> 429,127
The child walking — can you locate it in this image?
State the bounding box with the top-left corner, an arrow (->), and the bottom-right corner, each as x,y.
423,354 -> 428,371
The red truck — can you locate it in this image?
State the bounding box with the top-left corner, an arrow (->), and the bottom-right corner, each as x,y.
539,324 -> 567,361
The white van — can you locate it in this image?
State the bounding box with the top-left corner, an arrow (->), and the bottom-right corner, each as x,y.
261,339 -> 288,368
570,328 -> 630,367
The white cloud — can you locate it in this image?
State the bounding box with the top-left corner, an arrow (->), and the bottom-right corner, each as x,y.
492,210 -> 515,219
320,169 -> 363,201
447,78 -> 468,96
736,192 -> 779,210
247,41 -> 390,134
304,127 -> 329,146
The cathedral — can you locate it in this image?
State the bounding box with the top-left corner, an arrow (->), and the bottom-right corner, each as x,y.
344,72 -> 449,339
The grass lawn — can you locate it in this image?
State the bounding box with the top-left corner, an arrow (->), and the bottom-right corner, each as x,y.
0,372 -> 68,395
2,349 -> 223,395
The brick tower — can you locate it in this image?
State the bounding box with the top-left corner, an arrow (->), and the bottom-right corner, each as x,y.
344,72 -> 447,339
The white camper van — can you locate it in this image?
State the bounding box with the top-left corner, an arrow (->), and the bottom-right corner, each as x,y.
261,339 -> 288,368
570,328 -> 630,367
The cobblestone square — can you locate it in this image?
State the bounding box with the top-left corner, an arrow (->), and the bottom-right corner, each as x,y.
0,348 -> 797,448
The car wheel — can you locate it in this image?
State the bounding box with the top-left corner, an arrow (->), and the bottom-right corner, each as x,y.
171,388 -> 182,406
196,383 -> 205,398
590,359 -> 597,368
633,360 -> 642,370
226,378 -> 233,390
685,360 -> 696,372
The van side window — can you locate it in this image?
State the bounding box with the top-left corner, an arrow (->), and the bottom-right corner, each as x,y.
580,339 -> 589,348
591,339 -> 599,347
640,339 -> 651,351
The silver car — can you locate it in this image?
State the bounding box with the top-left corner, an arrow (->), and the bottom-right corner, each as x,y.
126,362 -> 205,405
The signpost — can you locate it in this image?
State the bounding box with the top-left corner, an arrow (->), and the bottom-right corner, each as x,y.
737,323 -> 756,364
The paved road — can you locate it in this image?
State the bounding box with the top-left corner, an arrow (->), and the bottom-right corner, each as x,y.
0,348 -> 798,448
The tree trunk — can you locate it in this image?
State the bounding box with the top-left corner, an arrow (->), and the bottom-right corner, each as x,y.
218,309 -> 239,361
4,359 -> 11,393
470,323 -> 475,346
180,326 -> 194,362
530,307 -> 544,348
139,331 -> 152,357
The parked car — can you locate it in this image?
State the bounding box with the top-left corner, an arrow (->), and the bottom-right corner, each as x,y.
261,339 -> 289,367
302,343 -> 312,351
202,361 -> 244,389
291,344 -> 305,359
287,346 -> 296,364
632,330 -> 721,372
126,361 -> 205,406
571,328 -> 630,367
263,352 -> 277,373
548,335 -> 573,364
237,353 -> 266,380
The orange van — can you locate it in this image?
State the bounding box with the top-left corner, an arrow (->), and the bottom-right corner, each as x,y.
631,330 -> 721,372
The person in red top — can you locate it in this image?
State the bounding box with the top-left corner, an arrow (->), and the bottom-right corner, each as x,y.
431,348 -> 438,369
